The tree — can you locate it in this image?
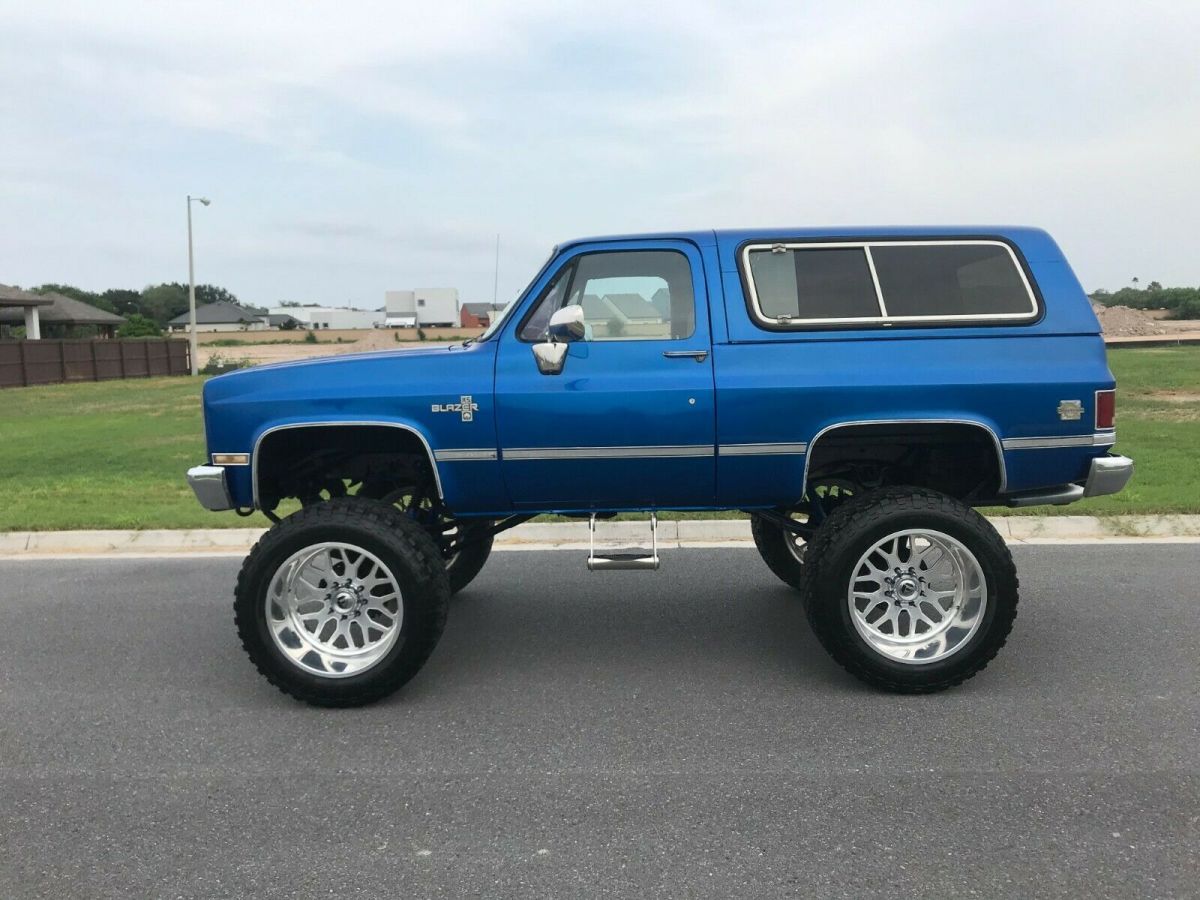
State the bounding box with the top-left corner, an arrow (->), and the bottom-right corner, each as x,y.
118,314 -> 162,338
137,282 -> 243,327
139,283 -> 190,326
101,289 -> 144,317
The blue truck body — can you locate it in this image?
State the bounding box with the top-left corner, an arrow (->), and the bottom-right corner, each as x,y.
194,226 -> 1122,517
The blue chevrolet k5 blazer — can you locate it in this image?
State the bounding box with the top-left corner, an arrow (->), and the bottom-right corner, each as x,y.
188,226 -> 1133,705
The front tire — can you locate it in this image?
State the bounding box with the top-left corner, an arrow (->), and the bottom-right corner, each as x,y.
801,487 -> 1018,693
445,521 -> 494,595
234,497 -> 450,707
750,514 -> 809,590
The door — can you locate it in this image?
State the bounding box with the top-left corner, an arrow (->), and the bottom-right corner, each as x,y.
495,240 -> 715,508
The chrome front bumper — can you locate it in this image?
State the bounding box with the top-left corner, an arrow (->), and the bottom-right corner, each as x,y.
1083,454 -> 1134,498
186,465 -> 234,511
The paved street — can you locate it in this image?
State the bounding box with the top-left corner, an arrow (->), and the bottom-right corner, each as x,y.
1,546 -> 1197,898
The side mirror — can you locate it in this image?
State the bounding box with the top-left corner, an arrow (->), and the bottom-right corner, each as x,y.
547,305 -> 586,342
531,305 -> 585,375
532,341 -> 569,375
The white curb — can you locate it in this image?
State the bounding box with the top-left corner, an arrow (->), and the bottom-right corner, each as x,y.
1,514 -> 1199,559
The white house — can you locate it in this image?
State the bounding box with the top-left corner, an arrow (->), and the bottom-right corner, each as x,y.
384,288 -> 459,327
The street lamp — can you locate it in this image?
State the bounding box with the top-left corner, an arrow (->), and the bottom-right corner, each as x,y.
186,195 -> 211,376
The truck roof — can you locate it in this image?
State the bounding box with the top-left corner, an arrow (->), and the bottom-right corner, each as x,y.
562,225 -> 1054,251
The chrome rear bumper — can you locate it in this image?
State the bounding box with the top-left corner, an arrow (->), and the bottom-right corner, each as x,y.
1006,454 -> 1133,508
1083,454 -> 1134,498
186,465 -> 234,511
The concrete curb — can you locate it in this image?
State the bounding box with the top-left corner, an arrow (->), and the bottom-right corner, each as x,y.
2,515 -> 1200,558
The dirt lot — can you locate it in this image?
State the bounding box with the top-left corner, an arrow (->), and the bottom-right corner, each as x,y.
197,328 -> 482,368
1093,303 -> 1200,340
197,309 -> 1200,368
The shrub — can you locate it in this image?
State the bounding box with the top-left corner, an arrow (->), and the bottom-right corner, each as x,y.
417,328 -> 427,341
1166,297 -> 1200,320
117,314 -> 162,338
200,353 -> 252,375
304,330 -> 318,344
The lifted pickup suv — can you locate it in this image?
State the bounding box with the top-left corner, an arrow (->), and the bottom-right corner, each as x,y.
189,227 -> 1132,706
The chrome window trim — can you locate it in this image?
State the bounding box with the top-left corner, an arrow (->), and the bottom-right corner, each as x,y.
719,442 -> 809,456
1002,433 -> 1117,450
740,239 -> 1039,328
252,421 -> 444,509
502,445 -> 714,461
803,419 -> 1008,495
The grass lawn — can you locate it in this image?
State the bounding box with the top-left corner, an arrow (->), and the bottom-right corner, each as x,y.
1,347 -> 1197,531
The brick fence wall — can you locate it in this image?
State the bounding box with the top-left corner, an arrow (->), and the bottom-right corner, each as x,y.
0,339 -> 190,388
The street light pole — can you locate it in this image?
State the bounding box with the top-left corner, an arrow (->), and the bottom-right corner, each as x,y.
186,194 -> 211,376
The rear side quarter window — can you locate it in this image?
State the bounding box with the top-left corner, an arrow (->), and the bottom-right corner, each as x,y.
740,239 -> 1039,329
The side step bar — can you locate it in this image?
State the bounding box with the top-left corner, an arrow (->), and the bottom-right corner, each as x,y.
588,513 -> 660,571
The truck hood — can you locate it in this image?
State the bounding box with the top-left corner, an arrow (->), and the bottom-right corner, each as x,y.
202,340 -> 498,436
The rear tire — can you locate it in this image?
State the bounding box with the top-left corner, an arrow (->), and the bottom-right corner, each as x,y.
801,486 -> 1018,693
234,497 -> 450,707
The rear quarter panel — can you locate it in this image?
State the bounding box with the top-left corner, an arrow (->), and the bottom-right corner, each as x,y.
711,227 -> 1115,504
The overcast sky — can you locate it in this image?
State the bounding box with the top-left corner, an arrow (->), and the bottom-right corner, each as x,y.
1,1 -> 1197,307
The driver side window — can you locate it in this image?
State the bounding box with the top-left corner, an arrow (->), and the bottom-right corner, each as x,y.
518,250 -> 695,342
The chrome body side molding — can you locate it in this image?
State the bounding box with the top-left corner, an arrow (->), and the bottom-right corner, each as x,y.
503,445 -> 714,460
1002,433 -> 1117,450
719,442 -> 808,456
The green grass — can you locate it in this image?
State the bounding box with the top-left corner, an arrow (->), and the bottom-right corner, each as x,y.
1032,345 -> 1200,517
0,347 -> 1197,530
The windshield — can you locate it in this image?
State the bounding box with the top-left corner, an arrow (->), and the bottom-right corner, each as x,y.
476,248 -> 557,341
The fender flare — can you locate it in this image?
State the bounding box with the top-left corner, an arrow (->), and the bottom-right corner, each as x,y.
251,419 -> 442,509
801,417 -> 1007,496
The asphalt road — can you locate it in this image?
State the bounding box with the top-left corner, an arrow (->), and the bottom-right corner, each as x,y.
1,546 -> 1197,899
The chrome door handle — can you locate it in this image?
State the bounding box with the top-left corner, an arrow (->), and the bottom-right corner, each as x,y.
662,350 -> 709,362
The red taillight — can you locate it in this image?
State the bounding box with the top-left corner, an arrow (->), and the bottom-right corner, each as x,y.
1096,389 -> 1116,430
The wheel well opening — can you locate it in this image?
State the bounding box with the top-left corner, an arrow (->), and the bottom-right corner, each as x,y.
255,425 -> 436,511
805,423 -> 1003,503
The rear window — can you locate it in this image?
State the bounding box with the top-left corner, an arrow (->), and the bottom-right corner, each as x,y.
741,240 -> 1037,327
748,247 -> 879,320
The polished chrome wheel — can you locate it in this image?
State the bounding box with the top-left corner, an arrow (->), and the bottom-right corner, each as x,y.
265,542 -> 403,678
847,528 -> 987,665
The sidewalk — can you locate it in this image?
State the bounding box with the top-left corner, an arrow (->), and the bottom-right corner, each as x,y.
2,515 -> 1199,558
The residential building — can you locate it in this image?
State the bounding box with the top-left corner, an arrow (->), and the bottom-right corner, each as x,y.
460,302 -> 507,328
0,285 -> 54,339
0,290 -> 127,338
167,302 -> 268,333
